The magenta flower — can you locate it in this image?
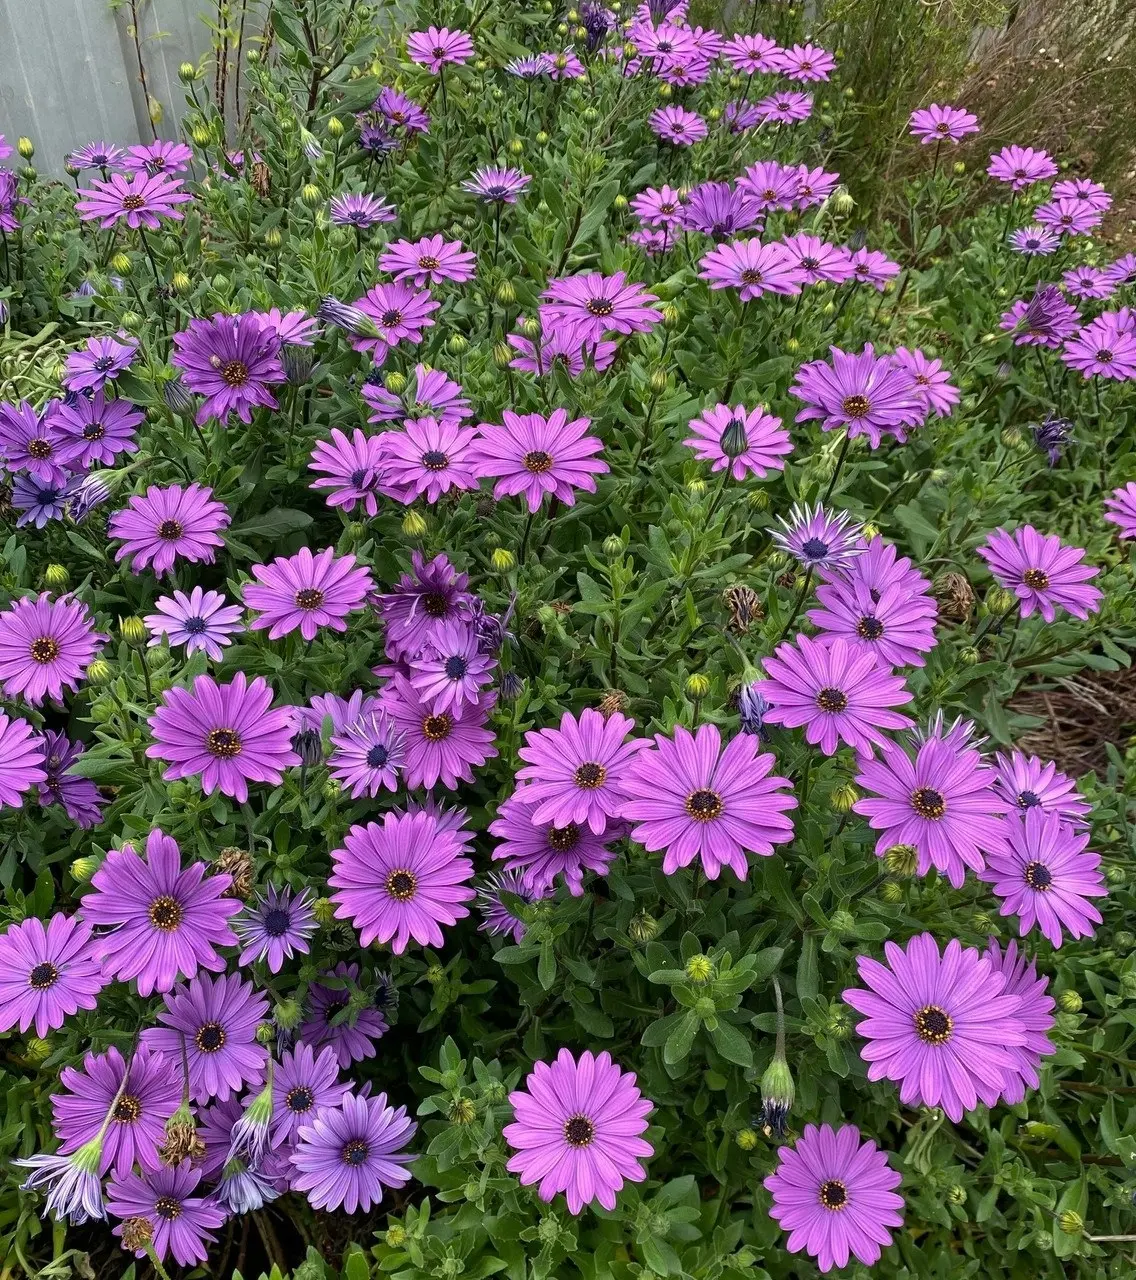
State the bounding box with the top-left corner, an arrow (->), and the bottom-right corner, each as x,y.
792,166 -> 841,210
489,793 -> 623,896
37,730 -> 104,828
1062,265 -> 1114,300
64,334 -> 137,393
681,182 -> 763,239
754,90 -> 814,123
1106,482 -> 1136,538
380,674 -> 497,788
721,32 -> 781,73
623,723 -> 796,879
108,1164 -> 226,1265
632,17 -> 697,62
53,391 -> 142,468
146,672 -> 301,802
772,503 -> 863,570
1009,224 -> 1060,256
379,234 -> 476,286
0,913 -> 105,1038
987,144 -> 1058,189
362,363 -> 472,426
1053,177 -> 1112,210
122,139 -> 194,175
0,593 -> 105,706
1062,314 -> 1136,379
994,750 -> 1090,825
507,325 -> 618,376
517,707 -> 646,833
648,105 -> 708,145
171,312 -> 286,425
808,569 -> 937,669
683,403 -> 791,481
329,711 -> 406,797
0,400 -> 69,483
760,635 -> 914,755
792,344 -> 925,446
546,48 -> 587,79
375,551 -> 474,660
254,307 -> 320,346
329,192 -> 397,229
0,710 -> 47,808
891,347 -> 959,417
1105,253 -> 1136,287
477,869 -> 548,943
330,810 -> 476,952
376,85 -> 430,132
699,239 -> 806,300
406,26 -> 474,72
981,810 -> 1106,947
630,184 -> 687,227
909,103 -> 980,143
764,1124 -> 904,1273
854,732 -> 1011,887
505,1049 -> 652,1214
980,939 -> 1056,1105
843,933 -> 1029,1122
309,427 -> 387,516
472,408 -> 607,510
1000,286 -> 1082,348
145,587 -> 243,661
243,546 -> 374,641
408,619 -> 496,714
772,41 -> 835,80
541,271 -> 661,344
848,246 -> 902,290
461,165 -> 531,204
108,483 -> 230,576
378,417 -> 480,503
353,280 -> 439,360
271,1042 -> 350,1145
727,101 -> 765,134
82,827 -> 240,994
292,1091 -> 415,1213
75,171 -> 191,229
737,162 -> 800,213
977,526 -> 1102,621
780,233 -> 853,285
1035,197 -> 1102,236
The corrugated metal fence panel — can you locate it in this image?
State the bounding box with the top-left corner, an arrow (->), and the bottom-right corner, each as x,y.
0,0 -> 214,178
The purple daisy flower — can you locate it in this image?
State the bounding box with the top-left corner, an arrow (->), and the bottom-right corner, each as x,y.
773,503 -> 863,570
292,1091 -> 416,1212
623,723 -> 797,880
632,16 -> 696,62
843,933 -> 1029,1122
764,1124 -> 903,1273
108,1163 -> 226,1265
0,710 -> 47,808
406,25 -> 474,72
330,810 -> 476,953
375,85 -> 430,132
1000,286 -> 1082,347
37,729 -> 105,828
378,416 -> 480,504
75,171 -> 191,229
379,674 -> 498,789
53,391 -> 143,469
309,427 -> 387,516
682,403 -> 792,481
507,325 -> 618,376
504,1049 -> 653,1215
1105,481 -> 1136,538
146,671 -> 301,802
648,105 -> 708,145
476,869 -> 549,944
64,335 -> 137,393
737,162 -> 800,214
791,344 -> 925,446
254,307 -> 320,347
12,474 -> 77,528
977,526 -> 1102,621
461,165 -> 531,204
724,100 -> 763,132
760,635 -> 915,756
0,593 -> 105,706
979,939 -> 1056,1105
793,166 -> 842,210
471,408 -> 608,511
489,793 -> 623,896
1053,177 -> 1112,210
235,885 -> 317,972
772,40 -> 835,80
363,363 -> 472,426
144,971 -> 269,1103
271,1042 -> 350,1145
352,281 -> 439,361
721,32 -> 781,73
15,1149 -> 105,1225
171,312 -> 285,425
1062,313 -> 1136,379
681,182 -> 764,240
329,711 -> 406,798
808,571 -> 937,670
0,400 -> 69,484
144,587 -> 243,661
546,48 -> 587,79
243,546 -> 374,642
0,913 -> 105,1037
1009,224 -> 1060,256
506,52 -> 553,77
854,733 -> 1011,887
121,139 -> 194,175
1036,197 -> 1102,236
699,239 -> 807,300
379,234 -> 476,287
1062,265 -> 1114,300
375,551 -> 475,660
754,90 -> 814,124
909,103 -> 980,144
981,810 -> 1106,947
891,347 -> 959,418
781,233 -> 854,285
83,828 -> 240,995
1105,253 -> 1136,287
407,619 -> 496,714
657,51 -> 712,86
108,483 -> 230,576
52,1045 -> 180,1177
994,750 -> 1090,824
848,246 -> 902,290
541,271 -> 661,344
300,962 -> 388,1068
68,141 -> 126,171
629,184 -> 687,227
988,144 -> 1058,189
516,707 -> 646,834
329,192 -> 396,230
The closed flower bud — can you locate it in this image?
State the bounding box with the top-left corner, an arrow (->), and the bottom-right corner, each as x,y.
831,781 -> 859,812
191,125 -> 211,147
628,911 -> 659,943
947,1184 -> 967,1205
1120,971 -> 1136,998
64,160 -> 82,177
500,671 -> 525,700
557,22 -> 569,35
162,375 -> 196,416
687,478 -> 707,497
273,997 -> 303,1030
24,1035 -> 52,1063
623,42 -> 638,59
495,280 -> 517,306
707,106 -> 721,122
657,82 -> 672,99
447,333 -> 468,355
784,336 -> 800,353
1058,1211 -> 1083,1235
685,673 -> 710,700
602,534 -> 624,558
170,270 -> 191,295
110,251 -> 133,276
1107,864 -> 1126,885
178,61 -> 198,82
17,137 -> 34,159
327,115 -> 344,138
649,368 -> 669,395
448,1097 -> 476,1125
402,509 -> 428,537
520,315 -> 542,339
1000,424 -> 1024,449
493,341 -> 513,368
44,563 -> 69,589
282,344 -> 314,385
958,645 -> 980,665
884,844 -> 918,877
119,310 -> 142,333
1115,930 -> 1135,950
70,855 -> 102,883
263,227 -> 283,249
861,522 -> 880,539
1057,990 -> 1082,1013
685,954 -> 714,984
879,880 -> 904,903
507,138 -> 524,156
582,106 -> 599,123
491,547 -> 516,572
720,415 -> 749,458
825,1007 -> 852,1040
536,131 -> 550,145
382,371 -> 407,395
747,487 -> 770,511
830,909 -> 855,935
301,182 -> 322,206
987,586 -> 1016,614
311,896 -> 335,925
119,616 -> 146,646
736,1127 -> 758,1150
255,1021 -> 276,1045
425,964 -> 445,985
612,193 -> 629,213
386,1225 -> 407,1247
953,160 -> 966,175
210,273 -> 229,293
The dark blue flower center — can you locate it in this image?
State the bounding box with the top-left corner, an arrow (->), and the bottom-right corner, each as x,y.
342,1139 -> 369,1166
800,537 -> 830,561
286,1085 -> 314,1113
1017,789 -> 1042,808
366,744 -> 389,768
444,655 -> 468,679
263,907 -> 291,937
93,355 -> 115,371
183,616 -> 208,635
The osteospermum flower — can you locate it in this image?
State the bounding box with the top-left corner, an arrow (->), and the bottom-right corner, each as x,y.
981,810 -> 1106,947
171,313 -> 286,425
235,885 -> 317,972
506,53 -> 553,77
461,165 -> 531,204
363,363 -> 472,426
854,733 -> 1011,887
754,90 -> 814,124
843,933 -> 1029,1122
271,1043 -> 350,1145
507,325 -> 618,376
504,1049 -> 653,1215
772,503 -> 863,569
890,347 -> 959,418
309,427 -> 387,516
144,587 -> 242,662
682,182 -> 764,240
108,1164 -> 226,1265
792,166 -> 842,210
12,475 -> 75,528
541,271 -> 661,344
699,239 -> 806,300
721,32 -> 781,73
37,730 -> 104,828
772,41 -> 836,80
243,546 -> 374,641
122,139 -> 194,175
408,619 -> 496,714
0,400 -> 69,484
0,710 -> 47,808
988,144 -> 1058,189
477,869 -> 547,944
146,672 -> 300,802
1035,197 -> 1102,236
1105,482 -> 1136,538
375,85 -> 430,132
517,707 -> 646,834
648,105 -> 708,145
994,750 -> 1090,825
0,593 -> 105,706
809,574 -> 937,669
980,939 -> 1056,1105
64,334 -> 137,393
1106,253 -> 1136,288
764,1124 -> 904,1273
1062,314 -> 1136,380
1053,177 -> 1112,210
1062,265 -> 1114,300
52,1045 -> 179,1177
0,913 -> 105,1038
380,675 -> 498,788
299,962 -> 388,1067
68,141 -> 126,171
379,234 -> 476,287
329,192 -> 397,229
329,810 -> 476,952
329,710 -> 406,797
353,281 -> 439,360
848,246 -> 902,290
683,403 -> 791,481
630,184 -> 687,227
909,103 -> 980,144
623,723 -> 797,880
53,391 -> 143,468
1000,286 -> 1082,348
489,793 -> 623,896
780,233 -> 853,285
375,551 -> 474,660
292,1091 -> 415,1212
83,828 -> 240,994
75,171 -> 191,229
977,526 -> 1102,621
737,161 -> 800,213
791,344 -> 925,446
407,25 -> 474,72
471,408 -> 608,510
761,635 -> 914,755
108,483 -> 230,576
1009,224 -> 1060,256
379,416 -> 480,503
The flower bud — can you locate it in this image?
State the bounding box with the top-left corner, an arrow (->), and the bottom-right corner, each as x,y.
747,487 -> 770,511
301,182 -> 322,206
210,273 -> 230,293
447,333 -> 468,355
425,964 -> 445,986
685,673 -> 710,700
386,1225 -> 408,1247
628,911 -> 659,944
879,880 -> 904,903
170,270 -> 192,295
178,61 -> 198,82
736,1127 -> 758,1150
947,1184 -> 967,1205
649,368 -> 669,395
491,547 -> 515,572
958,645 -> 981,665
953,160 -> 966,175
884,844 -> 917,877
448,1097 -> 476,1125
1120,971 -> 1136,998
1115,930 -> 1135,950
825,1006 -> 852,1040
255,1021 -> 276,1045
110,251 -> 133,277
402,509 -> 428,537
685,954 -> 714,984
830,908 -> 855,935
327,115 -> 344,138
658,82 -> 673,99
119,616 -> 146,646
602,534 -> 624,559
119,310 -> 142,333
69,855 -> 102,883
832,187 -> 855,214
1058,1211 -> 1083,1236
493,341 -> 513,368
831,781 -> 859,812
986,586 -> 1016,614
687,478 -> 707,497
861,521 -> 880,539
557,22 -> 569,35
380,372 -> 406,396
191,125 -> 211,147
495,280 -> 517,306
759,1052 -> 795,1137
272,997 -> 302,1031
500,671 -> 525,701
1000,424 -> 1024,449
163,375 -> 197,416
17,137 -> 34,159
720,414 -> 748,458
784,336 -> 800,354
1057,990 -> 1082,1013
42,563 -> 70,590
535,131 -> 550,145
507,138 -> 524,156
263,227 -> 283,249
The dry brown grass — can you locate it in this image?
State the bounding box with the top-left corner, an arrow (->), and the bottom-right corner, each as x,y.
1010,664 -> 1136,776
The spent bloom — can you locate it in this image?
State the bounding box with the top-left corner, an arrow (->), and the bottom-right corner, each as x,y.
977,526 -> 1102,621
108,1164 -> 226,1265
909,103 -> 980,144
16,1146 -> 107,1226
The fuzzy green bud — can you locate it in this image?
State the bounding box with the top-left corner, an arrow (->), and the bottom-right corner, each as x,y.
447,333 -> 468,356
311,897 -> 335,925
784,336 -> 800,354
879,880 -> 904,904
425,964 -> 445,985
110,251 -> 133,277
85,658 -> 113,685
119,310 -> 143,333
17,137 -> 34,159
986,586 -> 1016,614
491,547 -> 516,572
825,1007 -> 852,1040
861,521 -> 880,539
628,911 -> 659,944
1107,864 -> 1126,886
657,82 -> 673,99
327,115 -> 344,138
402,509 -> 428,537
611,194 -> 629,214
493,341 -> 513,368
747,487 -> 770,511
685,673 -> 711,700
255,1021 -> 276,1045
448,1097 -> 476,1125
69,855 -> 102,883
831,781 -> 859,813
1058,1211 -> 1083,1236
947,1184 -> 967,1205
24,1035 -> 53,1063
507,138 -> 524,156
381,372 -> 406,396
736,1127 -> 758,1150
273,997 -> 303,1030
191,125 -> 211,147
687,478 -> 707,497
178,61 -> 198,82
884,844 -> 916,878
959,645 -> 981,665
1000,424 -> 1024,449
1120,971 -> 1136,998
830,908 -> 855,935
685,954 -> 714,984
119,616 -> 146,646
386,1224 -> 407,1247
1115,930 -> 1136,950
263,227 -> 283,249
495,280 -> 517,306
536,131 -> 550,145
953,160 -> 966,175
300,182 -> 322,207
649,368 -> 669,395
43,563 -> 69,589
1057,990 -> 1082,1013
